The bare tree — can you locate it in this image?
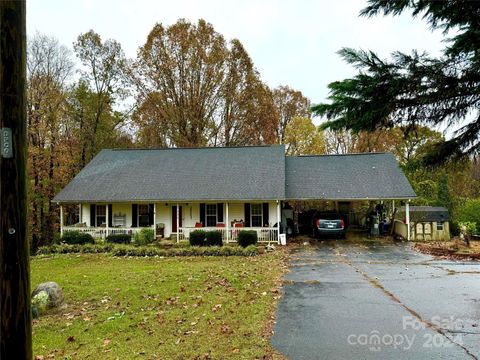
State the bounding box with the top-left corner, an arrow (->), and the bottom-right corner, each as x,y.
27,33 -> 74,250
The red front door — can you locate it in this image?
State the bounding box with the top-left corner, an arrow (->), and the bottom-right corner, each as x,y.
172,206 -> 183,232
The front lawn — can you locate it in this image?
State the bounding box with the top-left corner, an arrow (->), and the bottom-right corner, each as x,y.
32,252 -> 287,359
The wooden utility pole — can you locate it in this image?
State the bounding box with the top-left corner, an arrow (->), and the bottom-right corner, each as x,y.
0,1 -> 32,359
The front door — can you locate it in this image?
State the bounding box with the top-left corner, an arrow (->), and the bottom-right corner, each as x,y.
172,206 -> 183,232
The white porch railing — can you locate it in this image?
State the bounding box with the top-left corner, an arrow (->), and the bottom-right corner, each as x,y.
62,226 -> 143,240
178,227 -> 279,243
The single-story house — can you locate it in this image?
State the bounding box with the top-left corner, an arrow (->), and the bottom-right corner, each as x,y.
53,145 -> 417,243
394,206 -> 450,241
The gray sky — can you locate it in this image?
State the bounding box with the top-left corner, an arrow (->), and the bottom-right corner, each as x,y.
28,0 -> 446,105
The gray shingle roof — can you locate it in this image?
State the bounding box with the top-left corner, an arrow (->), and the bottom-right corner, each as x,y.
53,146 -> 286,202
396,206 -> 450,222
54,148 -> 416,203
285,153 -> 416,200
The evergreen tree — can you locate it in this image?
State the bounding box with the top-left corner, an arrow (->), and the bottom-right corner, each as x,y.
312,0 -> 480,164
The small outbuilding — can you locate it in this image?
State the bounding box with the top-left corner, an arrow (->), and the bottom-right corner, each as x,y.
394,206 -> 450,241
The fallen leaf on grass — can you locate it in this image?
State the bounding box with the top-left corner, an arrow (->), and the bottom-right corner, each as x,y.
220,324 -> 233,334
102,339 -> 111,347
66,336 -> 75,343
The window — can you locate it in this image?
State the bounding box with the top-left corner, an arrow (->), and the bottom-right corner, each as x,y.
251,203 -> 263,227
96,205 -> 106,227
206,204 -> 217,227
138,204 -> 150,227
437,222 -> 444,231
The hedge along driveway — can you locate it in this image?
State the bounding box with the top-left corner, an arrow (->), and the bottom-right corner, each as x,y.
31,252 -> 287,359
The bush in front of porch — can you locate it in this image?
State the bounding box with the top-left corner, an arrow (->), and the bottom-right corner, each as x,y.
237,230 -> 258,248
106,234 -> 131,244
189,230 -> 206,246
133,228 -> 155,246
61,230 -> 94,245
189,230 -> 223,247
35,243 -> 257,257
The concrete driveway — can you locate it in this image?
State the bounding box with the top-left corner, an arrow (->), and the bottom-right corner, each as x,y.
271,239 -> 480,359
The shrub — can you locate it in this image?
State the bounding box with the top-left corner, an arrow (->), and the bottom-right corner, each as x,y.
454,198 -> 480,233
61,231 -> 94,245
205,230 -> 223,246
52,232 -> 62,244
237,230 -> 258,247
459,221 -> 477,237
106,234 -> 131,244
35,243 -> 257,257
189,230 -> 206,246
242,244 -> 258,256
133,228 -> 155,246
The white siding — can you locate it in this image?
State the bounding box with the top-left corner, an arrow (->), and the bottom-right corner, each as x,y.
112,203 -> 132,227
269,201 -> 279,227
81,204 -> 90,226
155,203 -> 171,236
228,203 -> 244,224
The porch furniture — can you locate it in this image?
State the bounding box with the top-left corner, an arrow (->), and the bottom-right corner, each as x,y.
156,223 -> 165,238
195,222 -> 203,228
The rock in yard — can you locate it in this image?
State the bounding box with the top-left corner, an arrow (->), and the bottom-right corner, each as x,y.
32,282 -> 63,317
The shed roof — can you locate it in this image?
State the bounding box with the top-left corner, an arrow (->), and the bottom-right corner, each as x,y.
285,153 -> 416,200
53,146 -> 286,202
396,206 -> 450,222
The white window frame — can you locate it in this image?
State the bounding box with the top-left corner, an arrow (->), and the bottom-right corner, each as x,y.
436,222 -> 444,231
138,204 -> 150,227
251,203 -> 263,227
96,205 -> 106,227
206,204 -> 217,227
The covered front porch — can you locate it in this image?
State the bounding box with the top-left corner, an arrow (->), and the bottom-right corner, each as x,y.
60,200 -> 282,244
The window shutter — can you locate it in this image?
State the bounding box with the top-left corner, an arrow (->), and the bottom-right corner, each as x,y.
244,203 -> 250,227
90,204 -> 96,227
263,203 -> 269,227
132,204 -> 138,227
148,203 -> 154,226
217,203 -> 224,223
108,204 -> 113,227
199,203 -> 205,226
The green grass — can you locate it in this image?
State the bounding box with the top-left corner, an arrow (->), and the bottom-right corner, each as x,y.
31,252 -> 286,359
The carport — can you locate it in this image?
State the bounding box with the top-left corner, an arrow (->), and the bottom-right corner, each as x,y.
284,153 -> 417,240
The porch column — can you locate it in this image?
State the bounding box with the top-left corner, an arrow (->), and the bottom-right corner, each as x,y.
406,200 -> 411,241
79,204 -> 82,224
152,203 -> 156,232
225,202 -> 229,243
60,204 -> 64,237
105,203 -> 109,240
176,203 -> 180,243
276,200 -> 281,244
